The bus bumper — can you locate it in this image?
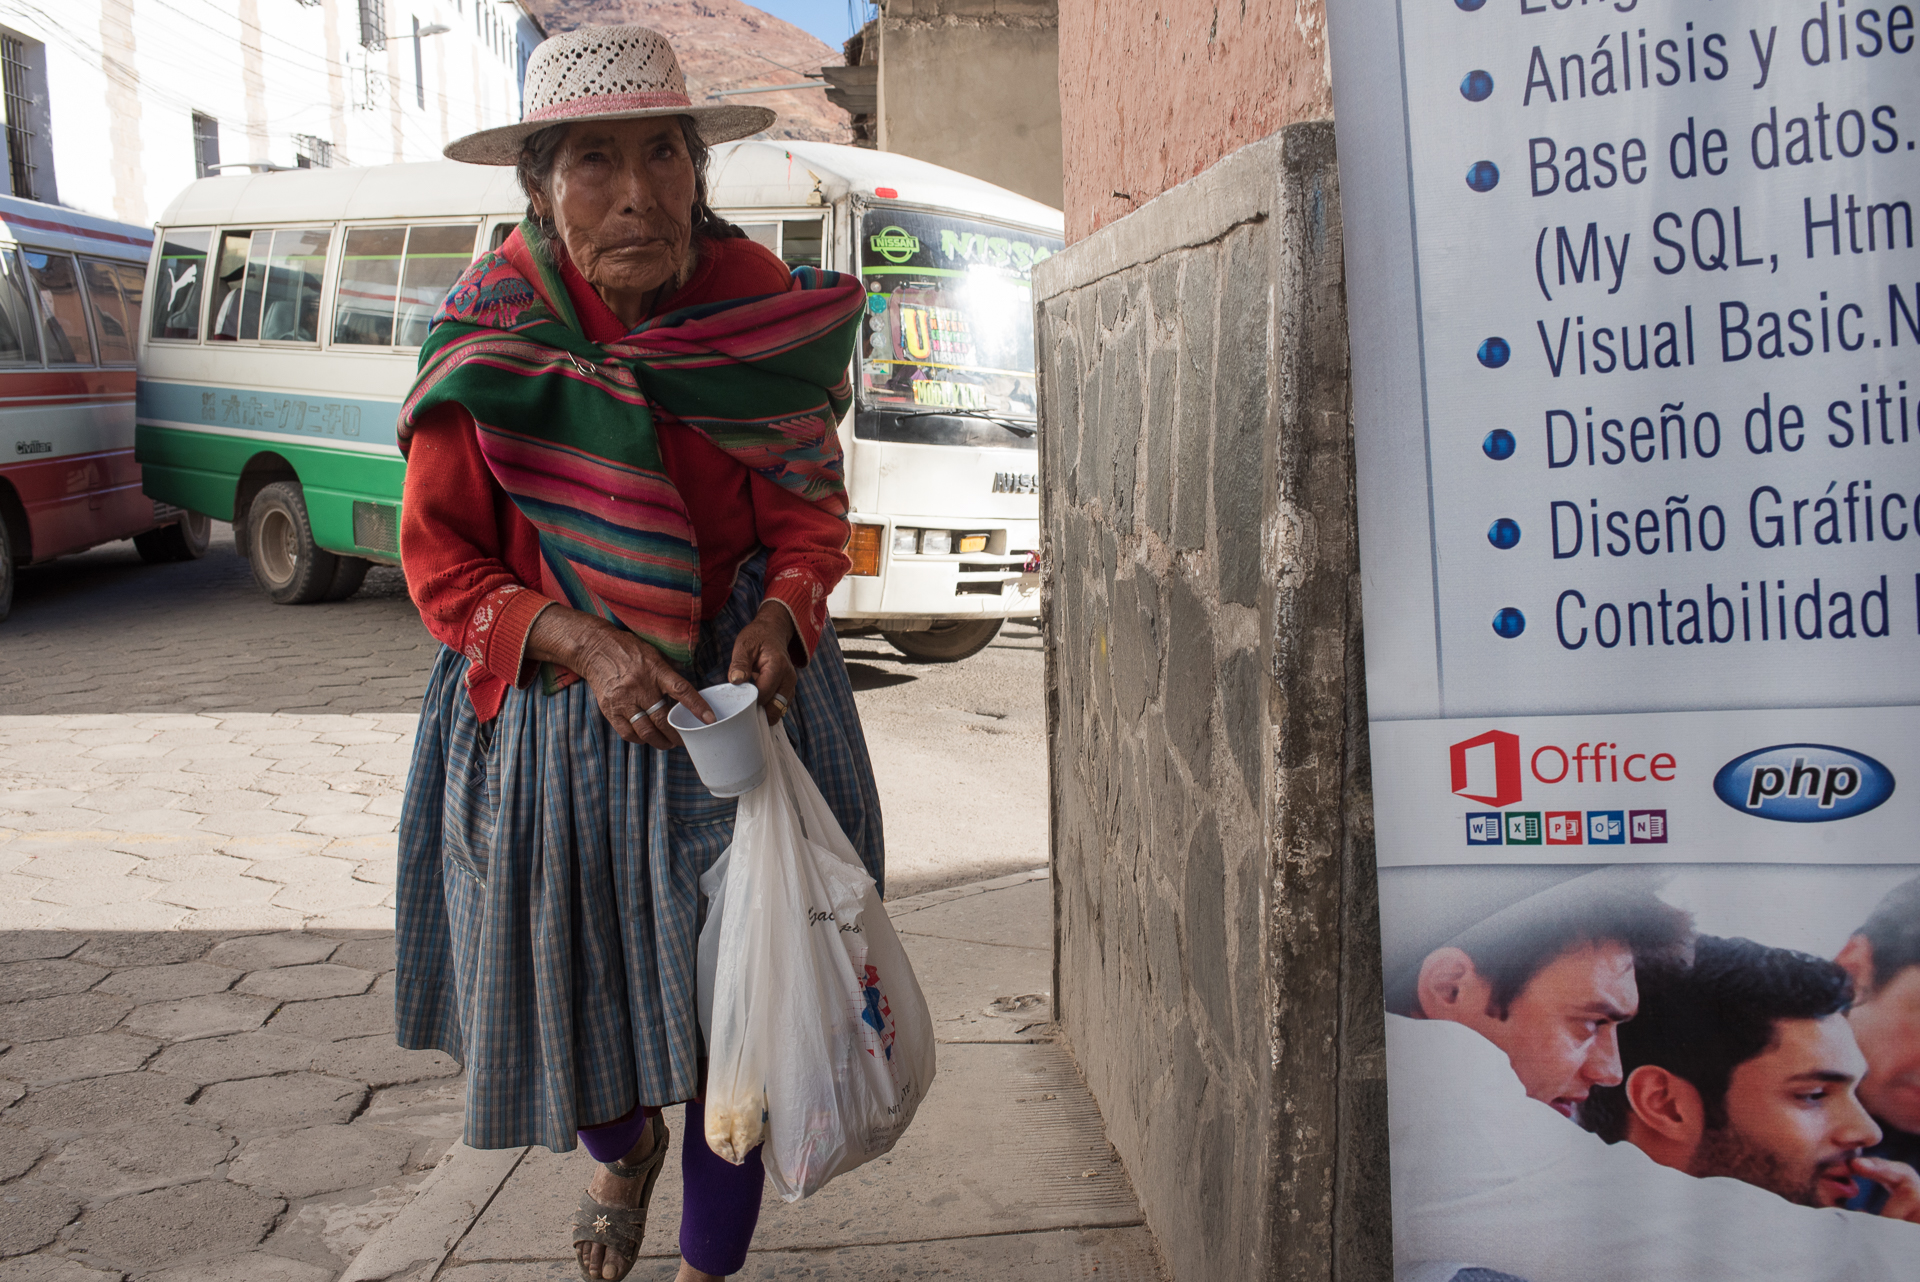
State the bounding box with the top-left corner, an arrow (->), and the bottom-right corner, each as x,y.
829,517 -> 1041,628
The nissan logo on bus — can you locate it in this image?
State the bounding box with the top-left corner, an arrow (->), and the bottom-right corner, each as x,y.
1712,744 -> 1895,822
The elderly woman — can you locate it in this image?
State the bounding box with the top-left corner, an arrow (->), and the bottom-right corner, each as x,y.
393,27 -> 883,1282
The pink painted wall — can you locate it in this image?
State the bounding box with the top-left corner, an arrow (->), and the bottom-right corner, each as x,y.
1058,0 -> 1333,242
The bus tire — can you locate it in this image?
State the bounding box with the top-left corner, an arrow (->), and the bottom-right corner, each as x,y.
880,618 -> 1002,662
325,556 -> 371,601
248,481 -> 340,605
134,511 -> 212,564
0,511 -> 13,623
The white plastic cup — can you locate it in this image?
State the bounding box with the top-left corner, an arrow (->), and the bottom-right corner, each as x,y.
667,682 -> 768,798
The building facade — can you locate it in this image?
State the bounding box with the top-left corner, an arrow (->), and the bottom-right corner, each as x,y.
873,0 -> 1061,210
0,0 -> 541,225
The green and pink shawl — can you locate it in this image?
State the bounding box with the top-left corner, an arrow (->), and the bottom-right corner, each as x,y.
400,222 -> 864,666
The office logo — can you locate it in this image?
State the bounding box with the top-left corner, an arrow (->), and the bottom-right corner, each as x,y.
1712,744 -> 1895,822
1465,812 -> 1504,845
869,226 -> 920,264
1544,811 -> 1584,844
1505,811 -> 1543,845
1587,810 -> 1625,844
1451,730 -> 1522,807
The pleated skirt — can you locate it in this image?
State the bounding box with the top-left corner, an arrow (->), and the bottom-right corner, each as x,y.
394,555 -> 884,1152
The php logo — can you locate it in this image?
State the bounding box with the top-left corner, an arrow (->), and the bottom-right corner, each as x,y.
1451,730 -> 1522,808
1713,744 -> 1895,823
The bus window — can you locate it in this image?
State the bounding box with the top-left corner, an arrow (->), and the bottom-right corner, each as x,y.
394,224 -> 478,347
780,218 -> 823,270
0,248 -> 41,364
489,222 -> 514,250
23,250 -> 92,365
737,222 -> 778,256
258,228 -> 332,343
151,229 -> 210,340
334,226 -> 405,346
80,258 -> 134,364
236,231 -> 272,341
208,229 -> 252,341
112,261 -> 145,340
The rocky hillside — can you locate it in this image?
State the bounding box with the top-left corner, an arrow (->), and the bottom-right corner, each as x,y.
527,0 -> 852,143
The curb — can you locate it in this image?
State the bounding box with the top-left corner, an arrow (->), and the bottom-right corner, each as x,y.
339,1144 -> 526,1282
339,867 -> 1051,1281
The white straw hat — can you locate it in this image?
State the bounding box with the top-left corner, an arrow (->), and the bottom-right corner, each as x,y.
445,25 -> 775,165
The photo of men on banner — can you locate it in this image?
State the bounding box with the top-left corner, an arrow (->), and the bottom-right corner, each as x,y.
1382,869 -> 1920,1282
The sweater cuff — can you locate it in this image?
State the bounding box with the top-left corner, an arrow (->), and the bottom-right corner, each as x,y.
462,585 -> 556,691
766,568 -> 828,665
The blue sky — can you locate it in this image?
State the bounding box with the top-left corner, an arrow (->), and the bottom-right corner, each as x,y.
753,0 -> 876,49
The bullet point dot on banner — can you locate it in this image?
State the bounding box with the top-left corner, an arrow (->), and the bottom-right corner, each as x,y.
1492,608 -> 1526,638
1465,160 -> 1500,192
1487,518 -> 1521,549
1454,0 -> 1486,11
1481,429 -> 1516,461
1460,70 -> 1493,101
1477,337 -> 1511,368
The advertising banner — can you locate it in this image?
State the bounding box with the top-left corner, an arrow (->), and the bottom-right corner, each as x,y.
1325,0 -> 1920,1274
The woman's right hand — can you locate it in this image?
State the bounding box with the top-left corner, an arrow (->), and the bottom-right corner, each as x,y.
525,606 -> 715,748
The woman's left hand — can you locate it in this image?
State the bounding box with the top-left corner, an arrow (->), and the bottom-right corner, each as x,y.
728,603 -> 799,724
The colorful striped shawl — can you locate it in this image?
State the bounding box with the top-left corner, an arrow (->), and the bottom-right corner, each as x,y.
400,222 -> 864,665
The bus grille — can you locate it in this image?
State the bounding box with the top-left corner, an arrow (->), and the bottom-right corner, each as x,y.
353,501 -> 399,554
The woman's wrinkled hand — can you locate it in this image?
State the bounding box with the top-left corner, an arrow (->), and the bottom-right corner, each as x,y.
728,603 -> 799,724
525,605 -> 714,749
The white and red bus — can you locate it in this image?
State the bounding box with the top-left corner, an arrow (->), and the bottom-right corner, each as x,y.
0,196 -> 207,622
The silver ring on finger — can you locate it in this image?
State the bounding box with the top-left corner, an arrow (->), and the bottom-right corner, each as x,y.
630,697 -> 671,725
770,693 -> 790,715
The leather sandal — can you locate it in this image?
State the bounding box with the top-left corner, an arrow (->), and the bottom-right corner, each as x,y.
572,1112 -> 669,1282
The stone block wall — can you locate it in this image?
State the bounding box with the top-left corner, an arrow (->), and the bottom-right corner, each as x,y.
1034,122 -> 1388,1281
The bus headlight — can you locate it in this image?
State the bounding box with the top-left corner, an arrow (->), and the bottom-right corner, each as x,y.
891,527 -> 919,556
957,533 -> 989,554
921,529 -> 952,555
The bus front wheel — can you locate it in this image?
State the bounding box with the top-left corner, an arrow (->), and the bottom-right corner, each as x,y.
134,511 -> 211,564
249,482 -> 340,605
880,618 -> 1002,663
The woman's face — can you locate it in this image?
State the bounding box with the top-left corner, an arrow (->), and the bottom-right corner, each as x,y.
535,117 -> 698,299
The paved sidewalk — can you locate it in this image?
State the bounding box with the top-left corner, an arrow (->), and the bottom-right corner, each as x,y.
0,714 -> 410,934
0,926 -> 464,1281
340,872 -> 1166,1282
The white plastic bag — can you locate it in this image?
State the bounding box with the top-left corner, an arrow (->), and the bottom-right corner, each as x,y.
696,713 -> 935,1201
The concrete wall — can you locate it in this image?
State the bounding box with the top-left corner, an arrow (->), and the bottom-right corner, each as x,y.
878,0 -> 1063,210
1034,122 -> 1387,1281
1055,0 -> 1333,242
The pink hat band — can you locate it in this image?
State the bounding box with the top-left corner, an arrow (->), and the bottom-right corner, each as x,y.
524,89 -> 693,124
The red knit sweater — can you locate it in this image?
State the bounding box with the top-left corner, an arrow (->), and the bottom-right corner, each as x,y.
400,231 -> 851,720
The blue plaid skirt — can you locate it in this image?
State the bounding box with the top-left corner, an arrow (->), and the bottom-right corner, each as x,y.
395,555 -> 884,1152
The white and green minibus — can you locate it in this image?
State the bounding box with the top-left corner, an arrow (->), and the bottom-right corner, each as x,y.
137,143 -> 1063,658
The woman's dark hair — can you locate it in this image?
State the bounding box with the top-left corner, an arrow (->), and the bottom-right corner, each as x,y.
1582,934 -> 1855,1142
513,116 -> 744,246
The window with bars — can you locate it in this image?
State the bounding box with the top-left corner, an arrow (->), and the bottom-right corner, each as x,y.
192,113 -> 220,179
2,35 -> 38,200
293,134 -> 333,168
358,0 -> 386,50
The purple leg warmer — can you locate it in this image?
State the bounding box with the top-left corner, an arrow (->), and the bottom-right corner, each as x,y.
578,1107 -> 653,1164
677,1095 -> 765,1276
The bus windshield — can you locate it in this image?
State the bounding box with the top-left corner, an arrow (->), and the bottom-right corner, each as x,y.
857,208 -> 1061,430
